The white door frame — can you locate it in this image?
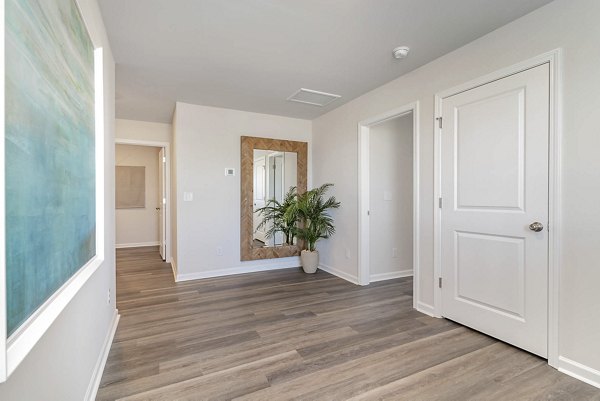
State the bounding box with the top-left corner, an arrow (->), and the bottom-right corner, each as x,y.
357,102 -> 420,303
115,138 -> 172,263
433,49 -> 562,367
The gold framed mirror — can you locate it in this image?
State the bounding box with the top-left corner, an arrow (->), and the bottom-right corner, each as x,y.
241,136 -> 308,261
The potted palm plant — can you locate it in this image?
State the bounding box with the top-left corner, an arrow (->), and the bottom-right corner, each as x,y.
256,186 -> 299,246
295,183 -> 341,273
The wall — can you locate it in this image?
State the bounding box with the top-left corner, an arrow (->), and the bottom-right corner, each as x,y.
115,118 -> 171,143
312,0 -> 600,385
0,0 -> 117,399
170,111 -> 178,276
115,144 -> 160,247
172,102 -> 311,279
369,114 -> 413,280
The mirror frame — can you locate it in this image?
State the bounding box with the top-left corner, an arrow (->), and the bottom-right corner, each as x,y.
241,136 -> 308,261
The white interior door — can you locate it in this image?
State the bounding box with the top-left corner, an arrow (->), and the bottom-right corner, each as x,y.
253,156 -> 267,243
440,64 -> 550,357
270,154 -> 285,246
158,148 -> 166,260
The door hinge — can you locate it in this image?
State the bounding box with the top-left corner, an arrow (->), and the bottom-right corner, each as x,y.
438,277 -> 443,288
436,117 -> 443,129
162,156 -> 166,163
438,197 -> 443,208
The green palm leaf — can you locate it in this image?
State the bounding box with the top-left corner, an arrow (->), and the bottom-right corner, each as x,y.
295,183 -> 341,252
255,186 -> 299,245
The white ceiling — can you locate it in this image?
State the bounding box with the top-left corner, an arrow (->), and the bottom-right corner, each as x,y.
99,0 -> 554,123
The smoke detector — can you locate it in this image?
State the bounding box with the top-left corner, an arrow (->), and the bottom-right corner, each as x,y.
392,46 -> 410,59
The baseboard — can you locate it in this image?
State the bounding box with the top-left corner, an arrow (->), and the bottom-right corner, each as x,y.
170,257 -> 178,281
85,310 -> 120,401
416,301 -> 437,317
370,270 -> 413,282
318,263 -> 360,285
115,241 -> 159,249
558,356 -> 600,389
176,258 -> 301,282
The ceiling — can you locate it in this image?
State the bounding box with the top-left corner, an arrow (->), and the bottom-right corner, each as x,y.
99,0 -> 553,123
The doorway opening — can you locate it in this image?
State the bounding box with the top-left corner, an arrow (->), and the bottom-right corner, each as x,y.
358,102 -> 420,306
114,139 -> 171,263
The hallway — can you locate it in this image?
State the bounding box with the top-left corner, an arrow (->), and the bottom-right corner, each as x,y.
97,247 -> 600,400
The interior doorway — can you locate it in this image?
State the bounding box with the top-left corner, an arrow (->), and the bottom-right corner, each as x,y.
369,113 -> 414,282
114,139 -> 171,263
358,103 -> 420,300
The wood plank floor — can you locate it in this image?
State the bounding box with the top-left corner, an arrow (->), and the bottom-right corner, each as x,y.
97,247 -> 600,400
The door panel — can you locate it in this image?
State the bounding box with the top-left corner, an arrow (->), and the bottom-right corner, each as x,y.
456,88 -> 525,210
272,154 -> 284,246
253,156 -> 267,243
441,64 -> 549,357
455,231 -> 525,319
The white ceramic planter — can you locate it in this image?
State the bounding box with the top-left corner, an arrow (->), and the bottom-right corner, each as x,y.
300,250 -> 319,274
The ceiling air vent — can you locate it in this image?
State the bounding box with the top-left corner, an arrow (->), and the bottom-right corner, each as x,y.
287,88 -> 341,107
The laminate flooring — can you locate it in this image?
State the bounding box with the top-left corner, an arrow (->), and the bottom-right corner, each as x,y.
97,247 -> 600,400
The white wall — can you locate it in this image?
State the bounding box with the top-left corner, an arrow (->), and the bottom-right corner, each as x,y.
0,0 -> 117,399
116,118 -> 171,143
312,0 -> 600,385
115,144 -> 160,247
369,114 -> 413,279
172,102 -> 311,279
170,112 -> 178,275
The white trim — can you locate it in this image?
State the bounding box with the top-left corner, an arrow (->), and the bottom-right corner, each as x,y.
357,101 -> 420,311
170,257 -> 178,281
115,241 -> 160,249
433,93 -> 443,318
433,49 -> 562,363
318,263 -> 360,285
115,138 -> 169,148
358,124 -> 370,286
84,311 -> 120,401
547,49 -> 563,369
176,258 -> 301,282
0,0 -> 6,380
1,46 -> 106,382
370,270 -> 413,282
412,105 -> 421,311
558,356 -> 600,390
6,257 -> 104,375
416,301 -> 436,317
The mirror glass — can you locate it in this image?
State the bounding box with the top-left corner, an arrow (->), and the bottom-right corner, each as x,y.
252,149 -> 297,248
241,135 -> 306,261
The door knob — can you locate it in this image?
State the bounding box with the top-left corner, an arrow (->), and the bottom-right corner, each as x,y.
529,222 -> 544,232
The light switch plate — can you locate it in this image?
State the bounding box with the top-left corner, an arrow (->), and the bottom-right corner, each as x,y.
384,191 -> 393,201
183,192 -> 193,202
